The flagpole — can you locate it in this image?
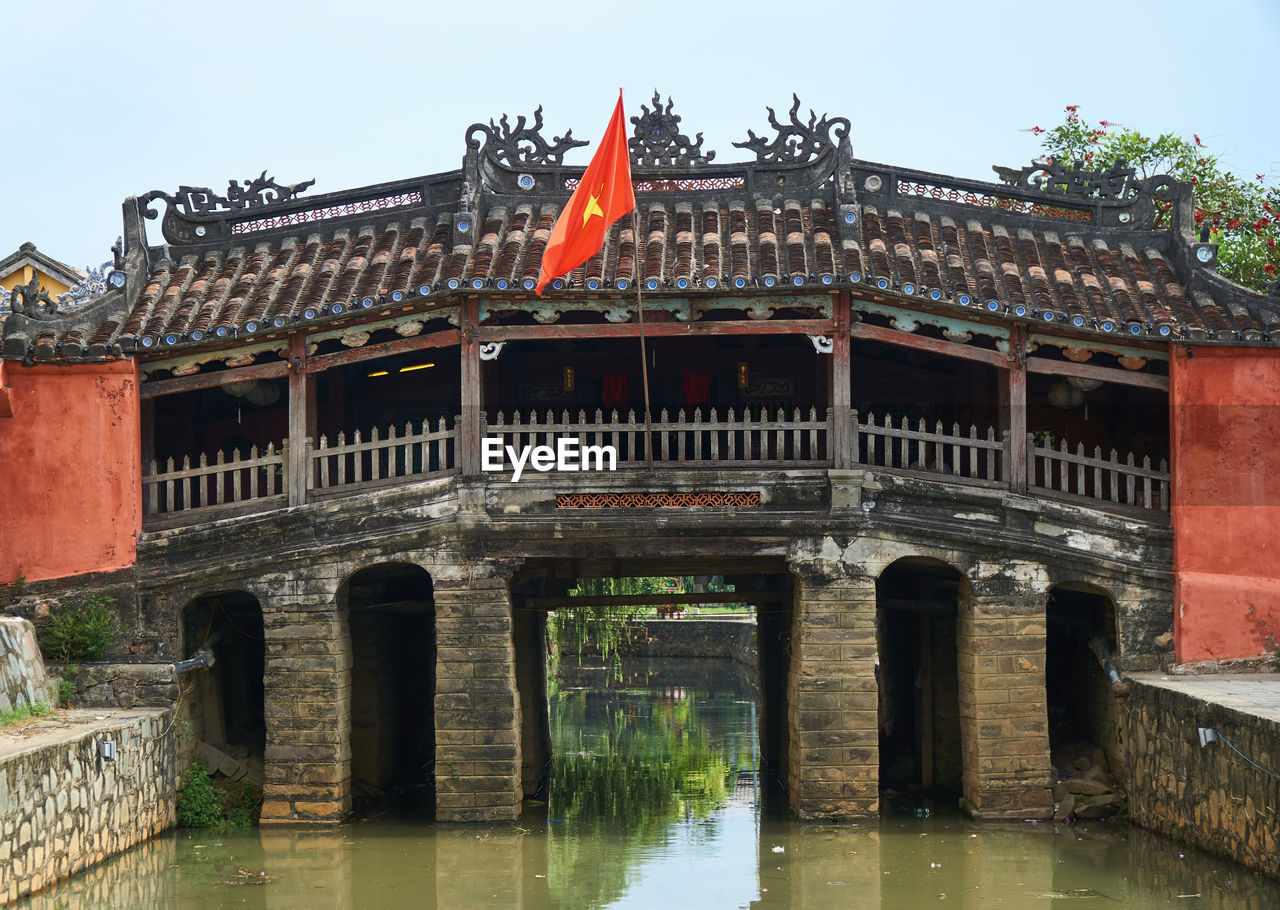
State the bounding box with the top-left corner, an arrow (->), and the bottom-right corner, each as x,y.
632,209 -> 655,471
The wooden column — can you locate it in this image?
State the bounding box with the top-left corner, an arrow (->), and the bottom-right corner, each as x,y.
831,291 -> 854,469
459,297 -> 482,475
140,397 -> 155,471
287,333 -> 313,506
1004,326 -> 1028,493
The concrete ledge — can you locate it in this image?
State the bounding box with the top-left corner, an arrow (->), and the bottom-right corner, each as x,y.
0,707 -> 176,904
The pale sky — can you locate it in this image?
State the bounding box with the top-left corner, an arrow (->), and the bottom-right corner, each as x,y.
4,0 -> 1277,272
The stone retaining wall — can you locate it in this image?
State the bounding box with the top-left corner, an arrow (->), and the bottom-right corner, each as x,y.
0,709 -> 177,904
0,618 -> 50,713
1125,678 -> 1280,880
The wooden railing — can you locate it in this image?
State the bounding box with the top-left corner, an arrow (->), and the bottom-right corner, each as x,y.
140,409 -> 1172,524
143,445 -> 286,518
855,412 -> 1004,485
1029,435 -> 1170,512
311,418 -> 458,494
482,407 -> 830,467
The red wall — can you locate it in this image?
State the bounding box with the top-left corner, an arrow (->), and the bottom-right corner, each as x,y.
1172,346 -> 1280,661
0,360 -> 140,583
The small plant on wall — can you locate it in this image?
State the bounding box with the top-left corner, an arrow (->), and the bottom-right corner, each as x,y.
41,590 -> 118,662
177,760 -> 258,828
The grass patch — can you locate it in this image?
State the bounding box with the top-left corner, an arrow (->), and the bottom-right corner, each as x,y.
0,702 -> 54,730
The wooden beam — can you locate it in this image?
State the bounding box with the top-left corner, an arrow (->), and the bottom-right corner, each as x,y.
832,292 -> 853,469
459,298 -> 482,475
1026,357 -> 1169,391
848,320 -> 1010,369
307,328 -> 460,375
529,591 -> 788,610
140,360 -> 289,399
477,318 -> 834,343
1006,326 -> 1028,493
286,334 -> 311,506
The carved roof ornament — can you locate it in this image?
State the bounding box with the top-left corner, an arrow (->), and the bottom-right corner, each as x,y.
140,171 -> 316,220
994,157 -> 1176,203
733,94 -> 851,165
2,274 -> 59,318
629,92 -> 714,167
466,106 -> 589,167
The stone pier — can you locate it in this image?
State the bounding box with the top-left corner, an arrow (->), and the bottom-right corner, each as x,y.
260,580 -> 353,826
432,567 -> 523,823
786,547 -> 879,819
957,559 -> 1054,818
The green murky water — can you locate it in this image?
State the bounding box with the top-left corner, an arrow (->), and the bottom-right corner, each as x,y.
18,661 -> 1280,909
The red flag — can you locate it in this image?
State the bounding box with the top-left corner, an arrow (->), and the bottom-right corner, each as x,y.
535,91 -> 635,295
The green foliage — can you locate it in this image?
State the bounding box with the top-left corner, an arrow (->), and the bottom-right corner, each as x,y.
177,761 -> 225,828
42,591 -> 117,662
1028,105 -> 1279,292
0,702 -> 53,729
58,678 -> 77,708
223,781 -> 257,829
177,760 -> 257,828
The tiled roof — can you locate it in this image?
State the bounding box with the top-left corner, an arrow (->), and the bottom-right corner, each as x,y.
5,96 -> 1278,362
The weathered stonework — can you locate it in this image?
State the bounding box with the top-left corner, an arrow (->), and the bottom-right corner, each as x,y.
959,559 -> 1055,819
0,709 -> 176,905
37,460 -> 1175,826
433,568 -> 523,823
259,573 -> 352,827
0,618 -> 50,712
1125,676 -> 1280,880
786,541 -> 879,819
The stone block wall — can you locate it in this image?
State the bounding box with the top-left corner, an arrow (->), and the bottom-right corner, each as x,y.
0,708 -> 176,904
259,604 -> 352,826
785,569 -> 879,820
957,560 -> 1054,819
433,573 -> 522,823
0,618 -> 50,712
1125,679 -> 1280,880
60,661 -> 179,709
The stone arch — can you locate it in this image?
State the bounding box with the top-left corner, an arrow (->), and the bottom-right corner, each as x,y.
1045,579 -> 1124,774
177,589 -> 266,779
875,556 -> 970,804
337,561 -> 436,814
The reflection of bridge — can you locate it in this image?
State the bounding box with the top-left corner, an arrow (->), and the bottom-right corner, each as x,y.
145,457 -> 1171,825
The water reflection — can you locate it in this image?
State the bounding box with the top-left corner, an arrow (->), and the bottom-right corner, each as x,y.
18,659 -> 1280,910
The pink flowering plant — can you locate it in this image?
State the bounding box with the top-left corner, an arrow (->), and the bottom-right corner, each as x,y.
1027,106 -> 1279,292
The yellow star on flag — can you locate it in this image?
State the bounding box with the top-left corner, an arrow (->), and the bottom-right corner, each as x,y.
581,184 -> 605,227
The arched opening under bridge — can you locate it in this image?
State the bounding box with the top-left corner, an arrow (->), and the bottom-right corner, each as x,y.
876,558 -> 966,805
341,562 -> 436,814
179,590 -> 266,779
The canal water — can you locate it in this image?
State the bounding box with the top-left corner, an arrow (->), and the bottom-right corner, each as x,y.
17,659 -> 1280,909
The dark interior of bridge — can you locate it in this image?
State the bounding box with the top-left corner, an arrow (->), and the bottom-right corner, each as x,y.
876,560 -> 964,804
181,590 -> 266,762
345,563 -> 436,814
1046,584 -> 1119,757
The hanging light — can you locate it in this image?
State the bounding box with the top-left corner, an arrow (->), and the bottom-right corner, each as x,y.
1048,380 -> 1085,409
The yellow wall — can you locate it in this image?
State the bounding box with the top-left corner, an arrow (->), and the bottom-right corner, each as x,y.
1,264 -> 73,298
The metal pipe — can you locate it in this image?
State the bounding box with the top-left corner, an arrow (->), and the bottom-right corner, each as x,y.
172,647 -> 215,673
1088,636 -> 1130,696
